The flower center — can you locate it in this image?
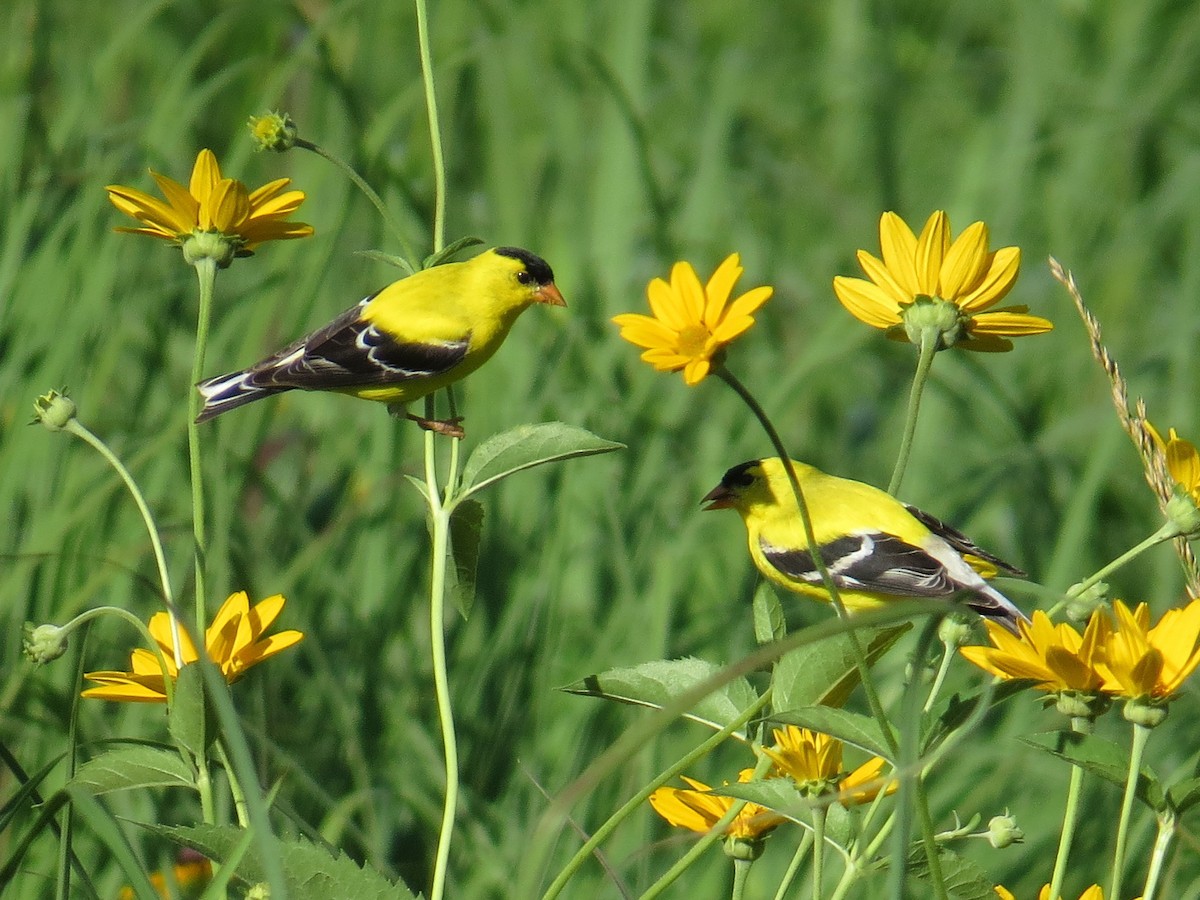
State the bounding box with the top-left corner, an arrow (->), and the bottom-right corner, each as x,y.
676,323 -> 712,359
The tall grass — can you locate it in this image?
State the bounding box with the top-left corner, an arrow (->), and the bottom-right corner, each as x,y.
3,0 -> 1200,896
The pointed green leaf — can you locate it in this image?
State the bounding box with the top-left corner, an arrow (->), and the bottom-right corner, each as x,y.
448,498 -> 484,618
770,707 -> 891,760
773,625 -> 909,714
353,249 -> 415,274
1168,776 -> 1200,814
561,657 -> 758,731
752,583 -> 785,645
459,423 -> 623,498
423,236 -> 484,269
903,845 -> 995,900
70,746 -> 195,795
403,474 -> 429,501
169,662 -> 217,759
712,778 -> 812,825
1020,731 -> 1164,811
141,823 -> 419,900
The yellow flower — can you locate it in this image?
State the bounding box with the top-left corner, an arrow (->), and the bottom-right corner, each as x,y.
1147,423 -> 1200,503
960,610 -> 1111,694
119,851 -> 212,900
834,211 -> 1051,352
1101,598 -> 1200,701
613,253 -> 772,385
995,885 -> 1118,900
106,148 -> 313,260
82,591 -> 303,703
649,769 -> 785,841
761,725 -> 894,804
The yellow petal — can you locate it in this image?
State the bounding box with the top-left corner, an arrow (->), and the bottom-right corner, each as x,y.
682,357 -> 711,385
833,277 -> 904,328
646,277 -> 690,332
878,212 -> 920,298
150,171 -> 201,226
613,315 -> 678,350
969,309 -> 1053,337
671,260 -> 707,322
856,249 -> 914,306
939,220 -> 989,300
189,149 -> 221,206
957,246 -> 1021,312
703,253 -> 743,326
914,211 -> 949,295
1166,437 -> 1200,492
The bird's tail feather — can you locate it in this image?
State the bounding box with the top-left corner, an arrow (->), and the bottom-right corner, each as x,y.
966,582 -> 1028,635
195,371 -> 286,423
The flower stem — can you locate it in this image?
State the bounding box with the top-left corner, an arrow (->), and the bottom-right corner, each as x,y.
540,690 -> 772,900
294,138 -> 418,270
888,326 -> 939,496
415,0 -> 446,255
188,257 -> 216,646
216,740 -> 250,828
1110,722 -> 1152,900
922,640 -> 955,716
731,858 -> 753,900
810,805 -> 826,900
64,421 -> 182,668
1141,811 -> 1176,900
1053,521 -> 1181,615
1048,715 -> 1093,900
772,832 -> 814,900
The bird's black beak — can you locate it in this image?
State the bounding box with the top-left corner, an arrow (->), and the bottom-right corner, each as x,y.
535,283 -> 566,307
701,484 -> 735,510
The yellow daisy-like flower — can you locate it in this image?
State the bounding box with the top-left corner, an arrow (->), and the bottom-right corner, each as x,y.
833,211 -> 1051,352
1101,598 -> 1200,702
106,148 -> 313,263
649,769 -> 785,841
119,851 -> 212,900
612,253 -> 773,385
1147,423 -> 1200,506
995,885 -> 1117,900
960,610 -> 1111,695
82,591 -> 303,703
761,725 -> 894,804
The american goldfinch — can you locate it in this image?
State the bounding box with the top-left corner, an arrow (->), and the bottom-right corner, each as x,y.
196,246 -> 565,435
702,458 -> 1028,632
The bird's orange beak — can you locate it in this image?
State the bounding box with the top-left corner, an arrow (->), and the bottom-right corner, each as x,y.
535,283 -> 567,307
701,484 -> 735,511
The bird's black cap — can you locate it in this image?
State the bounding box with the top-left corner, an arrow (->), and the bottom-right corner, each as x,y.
495,246 -> 555,286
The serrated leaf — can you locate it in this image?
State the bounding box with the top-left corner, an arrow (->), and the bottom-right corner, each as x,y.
925,680 -> 1030,751
1020,731 -> 1164,811
1168,776 -> 1200,814
169,662 -> 216,759
752,584 -> 785,645
561,658 -> 759,731
458,423 -> 623,498
141,823 -> 419,900
773,624 -> 909,712
770,707 -> 891,760
448,498 -> 484,618
353,249 -> 415,274
712,778 -> 812,824
423,236 -> 484,268
70,746 -> 195,795
903,846 -> 995,900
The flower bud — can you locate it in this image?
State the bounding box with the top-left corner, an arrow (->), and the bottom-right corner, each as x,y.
23,623 -> 70,665
1064,581 -> 1108,623
1053,690 -> 1109,721
986,812 -> 1024,849
1165,490 -> 1200,538
248,112 -> 299,153
1123,696 -> 1168,729
32,389 -> 77,431
723,836 -> 765,861
938,614 -> 974,649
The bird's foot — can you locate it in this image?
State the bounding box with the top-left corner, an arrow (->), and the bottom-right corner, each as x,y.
407,413 -> 465,439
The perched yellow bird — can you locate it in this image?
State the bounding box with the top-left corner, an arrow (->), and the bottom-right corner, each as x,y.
196,246 -> 565,435
702,458 -> 1028,632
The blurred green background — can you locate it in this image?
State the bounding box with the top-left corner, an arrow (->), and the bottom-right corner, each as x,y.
3,0 -> 1200,896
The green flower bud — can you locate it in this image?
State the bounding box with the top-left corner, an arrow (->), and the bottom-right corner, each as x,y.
938,613 -> 975,649
1053,690 -> 1109,721
986,812 -> 1024,849
183,231 -> 239,269
723,836 -> 765,861
23,623 -> 70,665
897,296 -> 967,349
32,389 -> 77,431
248,112 -> 299,153
1165,490 -> 1200,538
1123,696 -> 1168,729
1064,581 -> 1108,623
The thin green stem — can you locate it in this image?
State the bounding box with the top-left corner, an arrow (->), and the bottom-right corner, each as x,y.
216,741 -> 250,828
415,0 -> 446,254
922,640 -> 955,716
189,257 -> 216,644
64,420 -> 182,668
1051,521 -> 1180,616
810,806 -> 826,900
295,138 -> 417,269
1110,722 -> 1152,900
1048,715 -> 1093,900
731,858 -> 753,900
772,832 -> 814,900
56,606 -> 175,707
1141,811 -> 1175,900
541,690 -> 771,900
888,326 -> 939,496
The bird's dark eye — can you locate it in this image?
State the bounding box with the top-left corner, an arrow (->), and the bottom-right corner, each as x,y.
516,270 -> 533,285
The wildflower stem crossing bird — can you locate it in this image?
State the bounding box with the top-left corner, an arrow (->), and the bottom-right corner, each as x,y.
195,247 -> 565,436
703,458 -> 1028,632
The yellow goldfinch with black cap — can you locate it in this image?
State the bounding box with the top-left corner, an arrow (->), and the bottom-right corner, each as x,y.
196,246 -> 565,436
702,458 -> 1028,632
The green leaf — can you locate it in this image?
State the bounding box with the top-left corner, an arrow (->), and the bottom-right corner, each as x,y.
169,662 -> 217,759
561,657 -> 759,732
770,707 -> 891,760
423,235 -> 485,269
752,583 -> 785,645
353,249 -> 415,274
141,823 -> 419,900
403,474 -> 429,501
712,778 -> 811,825
903,845 -> 996,900
70,745 -> 195,795
1168,775 -> 1200,814
772,625 -> 909,713
448,498 -> 484,618
925,680 -> 1030,751
458,423 -> 623,498
1020,731 -> 1164,811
